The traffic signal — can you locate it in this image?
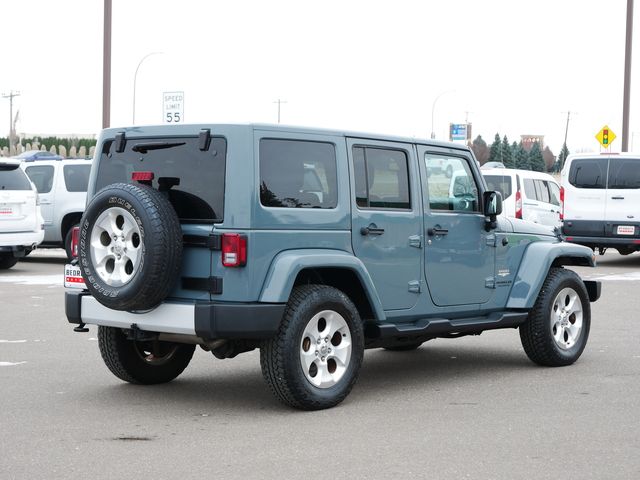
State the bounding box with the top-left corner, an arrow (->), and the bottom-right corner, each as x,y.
603,129 -> 609,145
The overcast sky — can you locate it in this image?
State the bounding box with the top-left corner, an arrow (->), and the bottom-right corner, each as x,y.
1,0 -> 639,154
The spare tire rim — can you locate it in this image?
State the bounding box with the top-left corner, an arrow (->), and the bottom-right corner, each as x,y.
299,309 -> 352,389
90,207 -> 143,287
551,287 -> 583,350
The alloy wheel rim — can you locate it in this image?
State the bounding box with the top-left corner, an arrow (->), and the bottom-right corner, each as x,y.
90,207 -> 143,286
299,310 -> 352,388
550,287 -> 583,350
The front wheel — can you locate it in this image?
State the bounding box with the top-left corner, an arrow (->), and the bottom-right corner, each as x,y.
98,326 -> 195,384
260,285 -> 364,410
519,268 -> 590,367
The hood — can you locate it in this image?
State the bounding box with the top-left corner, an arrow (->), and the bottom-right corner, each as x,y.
501,217 -> 555,236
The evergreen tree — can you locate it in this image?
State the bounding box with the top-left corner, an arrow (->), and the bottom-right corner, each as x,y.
488,133 -> 503,164
470,135 -> 490,164
501,135 -> 513,168
514,142 -> 529,170
529,142 -> 546,172
557,143 -> 570,171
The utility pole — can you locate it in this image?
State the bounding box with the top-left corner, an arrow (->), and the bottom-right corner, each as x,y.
622,0 -> 634,152
273,99 -> 287,124
103,0 -> 112,129
2,90 -> 21,153
562,111 -> 572,147
559,111 -> 574,171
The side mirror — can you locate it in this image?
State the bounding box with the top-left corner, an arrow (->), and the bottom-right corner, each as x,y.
483,191 -> 503,231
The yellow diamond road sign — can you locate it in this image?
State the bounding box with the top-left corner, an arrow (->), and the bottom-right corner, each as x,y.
595,125 -> 616,148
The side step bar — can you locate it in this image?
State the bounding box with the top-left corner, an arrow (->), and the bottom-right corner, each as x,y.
364,312 -> 528,340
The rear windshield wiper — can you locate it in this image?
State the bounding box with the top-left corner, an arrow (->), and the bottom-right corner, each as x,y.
131,141 -> 186,154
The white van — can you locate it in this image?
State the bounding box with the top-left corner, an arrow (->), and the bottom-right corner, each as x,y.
560,153 -> 640,255
481,168 -> 561,228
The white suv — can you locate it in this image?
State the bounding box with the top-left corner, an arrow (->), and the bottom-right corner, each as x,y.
482,168 -> 561,228
0,159 -> 44,269
561,153 -> 640,255
21,158 -> 91,259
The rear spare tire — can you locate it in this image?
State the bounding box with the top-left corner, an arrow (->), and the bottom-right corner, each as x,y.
79,183 -> 182,311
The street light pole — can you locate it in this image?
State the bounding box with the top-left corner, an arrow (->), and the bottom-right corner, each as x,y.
430,90 -> 454,139
132,52 -> 163,125
273,99 -> 287,123
102,0 -> 111,129
622,0 -> 634,152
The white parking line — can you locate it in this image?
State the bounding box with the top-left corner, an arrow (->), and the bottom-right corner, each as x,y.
0,361 -> 27,367
589,272 -> 640,282
0,340 -> 27,343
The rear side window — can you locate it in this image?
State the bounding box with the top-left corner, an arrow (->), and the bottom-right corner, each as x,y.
523,178 -> 536,199
607,158 -> 640,189
483,174 -> 512,199
534,180 -> 550,203
63,164 -> 91,192
353,146 -> 410,209
260,139 -> 337,209
0,167 -> 31,191
548,181 -> 560,206
96,136 -> 226,222
25,165 -> 55,193
569,158 -> 607,189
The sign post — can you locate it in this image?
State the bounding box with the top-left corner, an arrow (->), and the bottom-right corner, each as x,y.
163,91 -> 184,123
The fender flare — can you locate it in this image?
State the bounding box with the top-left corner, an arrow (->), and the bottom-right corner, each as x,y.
258,249 -> 385,320
506,241 -> 596,309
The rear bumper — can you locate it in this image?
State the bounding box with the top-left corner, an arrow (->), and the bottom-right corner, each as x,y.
0,229 -> 44,251
562,234 -> 640,249
65,291 -> 285,340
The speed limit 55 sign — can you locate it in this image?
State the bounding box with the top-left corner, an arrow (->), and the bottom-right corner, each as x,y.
163,91 -> 184,123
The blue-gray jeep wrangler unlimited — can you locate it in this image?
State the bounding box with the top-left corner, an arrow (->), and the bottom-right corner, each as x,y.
65,124 -> 601,410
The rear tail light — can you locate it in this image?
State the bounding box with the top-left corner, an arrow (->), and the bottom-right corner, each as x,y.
221,233 -> 247,267
71,226 -> 80,258
515,190 -> 522,219
559,186 -> 565,220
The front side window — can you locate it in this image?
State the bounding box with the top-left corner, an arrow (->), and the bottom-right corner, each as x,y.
260,139 -> 337,209
483,174 -> 512,199
25,165 -> 55,193
535,180 -> 550,203
607,158 -> 640,189
352,146 -> 410,209
569,158 -> 607,189
63,164 -> 91,192
425,154 -> 479,212
548,181 -> 561,206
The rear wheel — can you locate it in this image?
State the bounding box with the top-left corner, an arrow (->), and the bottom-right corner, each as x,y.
260,285 -> 364,410
64,224 -> 79,260
98,326 -> 195,384
519,268 -> 590,367
0,254 -> 19,270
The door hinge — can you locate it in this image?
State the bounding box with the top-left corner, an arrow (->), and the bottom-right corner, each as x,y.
485,277 -> 496,289
408,235 -> 422,248
183,233 -> 221,250
182,276 -> 223,294
486,234 -> 497,247
408,280 -> 421,293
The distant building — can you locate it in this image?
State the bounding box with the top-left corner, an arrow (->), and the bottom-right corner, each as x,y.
520,134 -> 544,152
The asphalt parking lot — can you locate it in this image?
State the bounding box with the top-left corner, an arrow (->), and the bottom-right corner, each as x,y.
1,249 -> 639,479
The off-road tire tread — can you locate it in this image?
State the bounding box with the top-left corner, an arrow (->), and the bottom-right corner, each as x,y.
260,285 -> 364,410
98,326 -> 195,384
519,267 -> 590,367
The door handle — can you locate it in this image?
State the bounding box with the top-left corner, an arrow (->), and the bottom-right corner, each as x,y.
611,196 -> 625,200
427,227 -> 449,236
360,225 -> 385,236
